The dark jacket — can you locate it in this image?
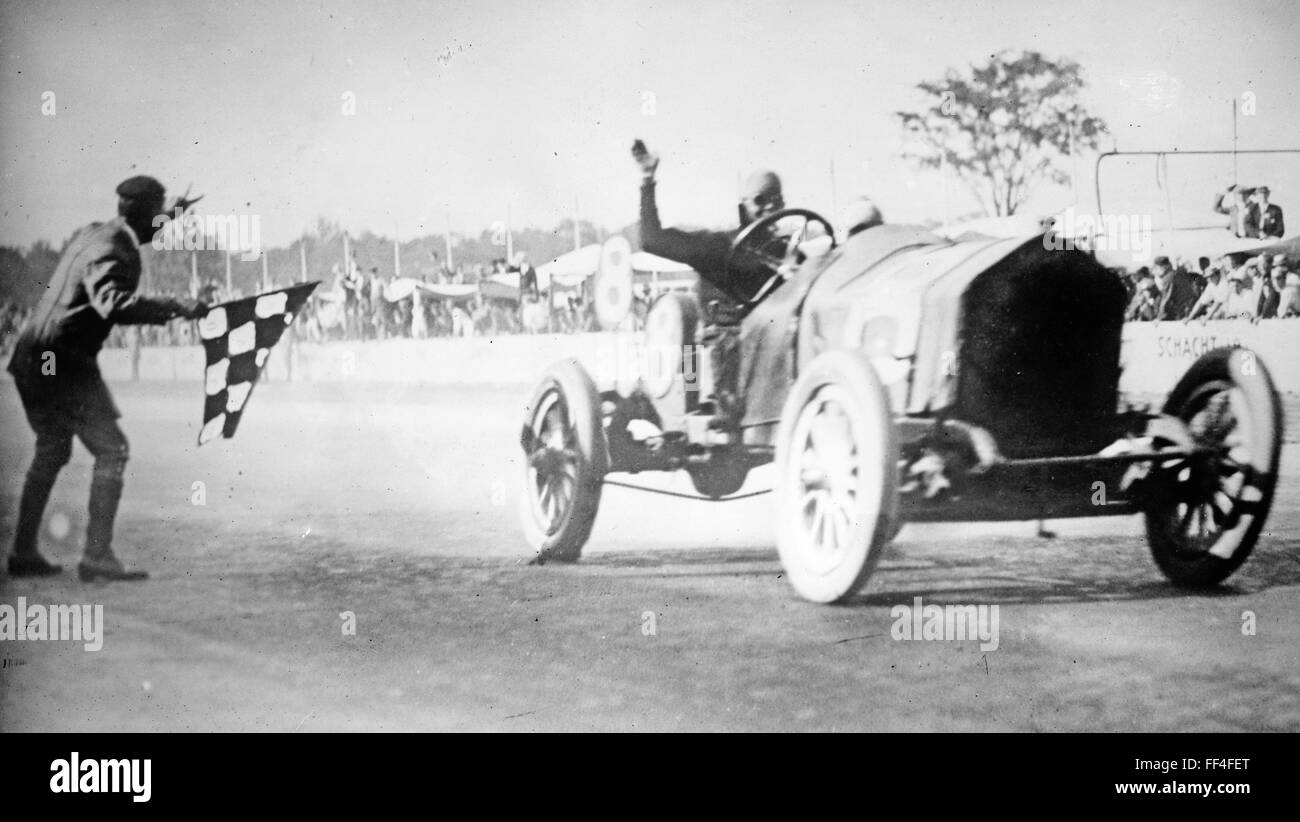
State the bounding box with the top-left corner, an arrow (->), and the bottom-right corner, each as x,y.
1156,269 -> 1201,321
8,217 -> 186,380
1258,282 -> 1281,319
639,181 -> 773,320
518,263 -> 539,300
1246,203 -> 1285,239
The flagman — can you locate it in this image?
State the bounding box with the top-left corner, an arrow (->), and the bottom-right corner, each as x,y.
6,176 -> 208,581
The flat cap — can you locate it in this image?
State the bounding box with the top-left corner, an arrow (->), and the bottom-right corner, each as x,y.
115,175 -> 165,201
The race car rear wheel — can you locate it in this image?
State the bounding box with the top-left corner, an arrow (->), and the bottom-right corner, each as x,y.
1145,347 -> 1282,587
775,351 -> 899,603
519,360 -> 607,562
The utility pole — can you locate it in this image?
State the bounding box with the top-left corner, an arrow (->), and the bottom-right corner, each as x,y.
940,152 -> 951,227
1231,97 -> 1239,186
506,203 -> 514,261
444,211 -> 454,270
574,195 -> 582,252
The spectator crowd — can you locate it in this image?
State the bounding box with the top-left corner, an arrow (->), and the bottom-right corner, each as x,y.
0,255 -> 672,356
1121,252 -> 1300,322
295,252 -> 611,343
5,225 -> 1295,360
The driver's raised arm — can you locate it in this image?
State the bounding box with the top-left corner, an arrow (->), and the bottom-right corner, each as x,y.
634,141 -> 732,275
639,179 -> 732,274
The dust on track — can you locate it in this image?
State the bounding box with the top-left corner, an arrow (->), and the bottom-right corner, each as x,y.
2,379 -> 1298,731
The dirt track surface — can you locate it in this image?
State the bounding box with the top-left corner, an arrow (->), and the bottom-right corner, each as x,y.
2,378 -> 1298,731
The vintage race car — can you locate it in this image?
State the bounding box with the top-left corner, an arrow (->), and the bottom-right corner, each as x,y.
518,209 -> 1284,603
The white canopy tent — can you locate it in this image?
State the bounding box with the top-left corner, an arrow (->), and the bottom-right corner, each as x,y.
535,244 -> 698,292
630,250 -> 694,274
537,244 -> 602,289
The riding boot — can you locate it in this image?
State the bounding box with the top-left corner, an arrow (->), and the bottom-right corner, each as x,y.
12,464 -> 59,559
8,464 -> 64,575
80,473 -> 147,581
83,473 -> 124,565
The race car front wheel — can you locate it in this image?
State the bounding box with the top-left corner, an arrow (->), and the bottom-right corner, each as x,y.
1145,347 -> 1282,587
775,351 -> 899,603
519,360 -> 607,562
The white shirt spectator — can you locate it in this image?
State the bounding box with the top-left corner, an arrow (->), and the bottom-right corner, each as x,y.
1279,278 -> 1300,317
1188,276 -> 1230,319
1220,283 -> 1258,319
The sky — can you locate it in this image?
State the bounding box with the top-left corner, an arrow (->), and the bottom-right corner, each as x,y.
1,0 -> 1297,250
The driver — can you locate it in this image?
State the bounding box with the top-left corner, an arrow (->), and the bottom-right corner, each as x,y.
633,139 -> 785,429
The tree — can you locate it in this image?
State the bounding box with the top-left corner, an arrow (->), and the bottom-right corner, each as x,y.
0,246 -> 32,306
896,50 -> 1109,217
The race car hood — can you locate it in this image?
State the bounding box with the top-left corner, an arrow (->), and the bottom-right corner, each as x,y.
800,225 -> 1038,414
799,223 -> 1126,457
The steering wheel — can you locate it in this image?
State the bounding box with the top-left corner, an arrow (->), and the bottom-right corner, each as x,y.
725,208 -> 836,299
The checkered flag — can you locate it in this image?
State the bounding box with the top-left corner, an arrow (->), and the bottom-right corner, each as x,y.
196,282 -> 318,445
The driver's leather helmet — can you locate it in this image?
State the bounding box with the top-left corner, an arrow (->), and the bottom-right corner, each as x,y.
738,170 -> 784,227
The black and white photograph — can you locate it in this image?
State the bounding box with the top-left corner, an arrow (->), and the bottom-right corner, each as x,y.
0,0 -> 1297,748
